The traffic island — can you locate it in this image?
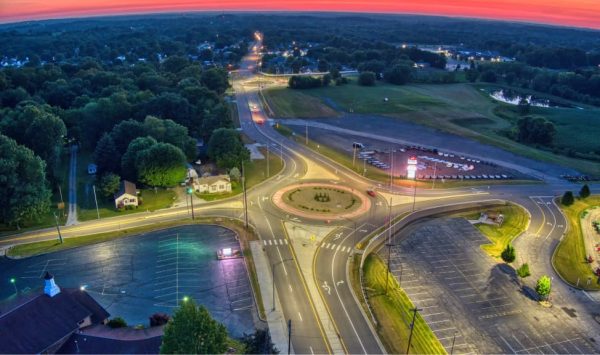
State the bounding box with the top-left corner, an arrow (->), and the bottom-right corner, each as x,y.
272,182 -> 371,221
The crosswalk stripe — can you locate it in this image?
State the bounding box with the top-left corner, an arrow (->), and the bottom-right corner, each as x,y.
263,240 -> 267,246
268,240 -> 272,245
325,243 -> 331,249
278,239 -> 283,245
337,245 -> 341,251
284,239 -> 288,245
342,247 -> 348,253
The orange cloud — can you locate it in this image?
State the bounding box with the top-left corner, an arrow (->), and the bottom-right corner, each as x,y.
0,0 -> 599,29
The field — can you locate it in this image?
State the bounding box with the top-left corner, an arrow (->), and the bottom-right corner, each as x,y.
362,253 -> 446,354
454,204 -> 530,259
553,195 -> 600,290
263,81 -> 600,176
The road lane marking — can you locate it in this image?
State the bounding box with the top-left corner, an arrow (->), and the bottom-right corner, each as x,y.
298,312 -> 303,322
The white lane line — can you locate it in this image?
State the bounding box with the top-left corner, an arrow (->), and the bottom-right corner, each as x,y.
289,284 -> 293,292
298,312 -> 303,322
309,346 -> 314,354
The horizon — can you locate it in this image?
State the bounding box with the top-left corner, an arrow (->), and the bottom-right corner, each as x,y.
0,1 -> 599,31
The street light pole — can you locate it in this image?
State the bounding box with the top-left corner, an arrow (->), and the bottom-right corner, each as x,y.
431,162 -> 437,190
10,278 -> 17,293
412,178 -> 417,212
92,185 -> 100,219
385,197 -> 393,294
266,144 -> 270,177
242,161 -> 248,228
287,319 -> 292,355
450,332 -> 458,355
53,212 -> 63,244
406,307 -> 423,354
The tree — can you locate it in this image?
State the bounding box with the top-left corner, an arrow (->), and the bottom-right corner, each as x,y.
160,298 -> 228,354
561,191 -> 575,206
229,167 -> 241,182
200,68 -> 228,94
579,184 -> 591,199
0,134 -> 51,226
516,263 -> 531,284
384,64 -> 413,85
358,71 -> 376,86
535,275 -> 552,300
501,244 -> 516,263
136,143 -> 187,187
121,136 -> 158,181
242,329 -> 279,355
98,173 -> 121,198
516,116 -> 556,146
94,133 -> 120,174
207,128 -> 250,169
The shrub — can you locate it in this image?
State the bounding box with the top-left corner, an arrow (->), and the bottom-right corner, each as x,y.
501,244 -> 516,263
561,191 -> 575,206
107,317 -> 128,328
150,313 -> 171,327
358,71 -> 376,86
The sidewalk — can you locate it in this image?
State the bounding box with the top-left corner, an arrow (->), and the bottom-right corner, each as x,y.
80,324 -> 164,340
250,241 -> 294,354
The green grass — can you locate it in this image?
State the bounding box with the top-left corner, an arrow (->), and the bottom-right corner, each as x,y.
455,204 -> 530,259
262,87 -> 339,118
264,81 -> 600,176
363,253 -> 446,355
553,195 -> 600,290
196,147 -> 284,201
78,188 -> 176,221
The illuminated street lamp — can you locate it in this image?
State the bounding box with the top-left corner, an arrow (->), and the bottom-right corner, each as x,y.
407,156 -> 418,212
186,187 -> 195,220
10,278 -> 17,293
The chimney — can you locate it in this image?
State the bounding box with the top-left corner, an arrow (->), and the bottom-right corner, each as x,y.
43,271 -> 61,297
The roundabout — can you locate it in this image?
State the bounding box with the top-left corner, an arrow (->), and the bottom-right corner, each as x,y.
272,182 -> 372,221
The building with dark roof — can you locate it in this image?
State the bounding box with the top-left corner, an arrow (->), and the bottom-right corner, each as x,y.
0,272 -> 109,354
114,180 -> 138,209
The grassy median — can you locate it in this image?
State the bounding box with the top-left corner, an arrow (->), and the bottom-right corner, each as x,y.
553,195 -> 600,290
363,253 -> 446,354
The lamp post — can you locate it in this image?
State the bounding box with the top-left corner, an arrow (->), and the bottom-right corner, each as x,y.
186,187 -> 195,220
406,307 -> 423,354
10,278 -> 17,293
53,212 -> 63,244
271,259 -> 292,311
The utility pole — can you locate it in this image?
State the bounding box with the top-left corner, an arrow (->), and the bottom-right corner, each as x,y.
305,123 -> 308,145
92,185 -> 100,219
406,307 -> 423,354
432,162 -> 438,190
189,190 -> 195,220
352,145 -> 357,168
242,161 -> 248,228
385,197 -> 393,294
450,332 -> 458,355
266,144 -> 270,177
389,148 -> 394,191
53,212 -> 63,244
287,319 -> 292,355
412,179 -> 417,212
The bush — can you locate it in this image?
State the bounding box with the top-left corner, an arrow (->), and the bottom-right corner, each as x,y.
150,313 -> 171,327
535,275 -> 552,300
561,191 -> 575,206
358,71 -> 376,86
579,184 -> 591,199
501,244 -> 516,263
107,317 -> 128,328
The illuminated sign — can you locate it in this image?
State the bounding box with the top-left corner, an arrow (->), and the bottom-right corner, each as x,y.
407,156 -> 417,179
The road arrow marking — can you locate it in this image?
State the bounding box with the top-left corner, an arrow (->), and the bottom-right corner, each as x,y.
333,232 -> 343,240
336,280 -> 344,286
322,281 -> 331,295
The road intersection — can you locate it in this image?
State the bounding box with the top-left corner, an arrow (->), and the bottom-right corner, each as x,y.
2,40 -> 599,354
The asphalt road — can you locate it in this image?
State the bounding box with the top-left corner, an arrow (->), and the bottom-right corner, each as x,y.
2,38 -> 600,354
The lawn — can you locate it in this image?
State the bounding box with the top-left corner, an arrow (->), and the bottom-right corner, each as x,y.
553,195 -> 600,290
264,81 -> 600,176
456,204 -> 530,259
196,147 -> 284,201
363,253 -> 446,355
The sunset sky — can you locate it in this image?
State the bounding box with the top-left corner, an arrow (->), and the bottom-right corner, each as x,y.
0,0 -> 599,30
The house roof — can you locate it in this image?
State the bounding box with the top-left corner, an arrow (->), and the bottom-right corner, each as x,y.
197,174 -> 230,185
0,288 -> 110,354
115,180 -> 137,198
57,333 -> 162,354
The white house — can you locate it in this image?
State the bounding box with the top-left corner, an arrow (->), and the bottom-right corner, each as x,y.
193,175 -> 232,194
114,180 -> 138,209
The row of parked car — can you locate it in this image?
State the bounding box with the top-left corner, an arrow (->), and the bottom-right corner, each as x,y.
420,174 -> 512,180
358,151 -> 390,169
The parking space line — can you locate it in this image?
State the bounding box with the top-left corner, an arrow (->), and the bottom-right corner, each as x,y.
427,319 -> 451,325
499,335 -> 518,354
432,327 -> 456,333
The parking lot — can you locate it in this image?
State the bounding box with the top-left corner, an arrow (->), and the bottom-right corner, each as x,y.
382,218 -> 598,354
0,225 -> 258,337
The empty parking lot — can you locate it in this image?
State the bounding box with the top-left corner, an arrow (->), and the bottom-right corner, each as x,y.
382,218 -> 598,354
0,225 -> 258,337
